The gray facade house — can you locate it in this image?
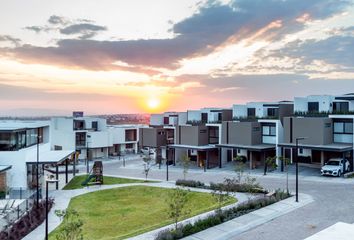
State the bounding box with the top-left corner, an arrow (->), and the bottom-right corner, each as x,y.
279,116 -> 354,169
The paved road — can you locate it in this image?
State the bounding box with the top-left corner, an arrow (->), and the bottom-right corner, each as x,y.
74,157 -> 354,240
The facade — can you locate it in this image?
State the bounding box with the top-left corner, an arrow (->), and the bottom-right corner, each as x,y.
0,120 -> 74,190
108,125 -> 139,156
187,108 -> 232,124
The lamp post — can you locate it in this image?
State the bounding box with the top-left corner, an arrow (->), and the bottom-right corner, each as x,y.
295,137 -> 307,202
166,146 -> 169,181
86,134 -> 91,174
45,175 -> 59,240
36,127 -> 42,207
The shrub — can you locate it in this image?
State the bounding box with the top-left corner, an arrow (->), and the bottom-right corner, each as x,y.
175,179 -> 205,188
155,190 -> 290,240
210,178 -> 266,194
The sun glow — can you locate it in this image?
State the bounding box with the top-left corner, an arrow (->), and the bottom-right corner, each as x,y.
147,98 -> 160,109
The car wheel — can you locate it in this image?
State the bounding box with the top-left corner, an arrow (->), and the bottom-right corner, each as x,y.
338,171 -> 341,177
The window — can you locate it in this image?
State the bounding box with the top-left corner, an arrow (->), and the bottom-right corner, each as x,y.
125,129 -> 137,141
299,148 -> 303,154
262,125 -> 276,136
247,108 -> 256,117
91,121 -> 98,131
73,120 -> 85,130
267,108 -> 279,117
308,102 -> 319,112
126,143 -> 134,149
75,132 -> 86,146
201,113 -> 208,123
333,102 -> 349,112
163,117 -> 169,125
26,129 -> 37,147
208,126 -> 219,144
334,121 -> 353,134
101,148 -> 104,152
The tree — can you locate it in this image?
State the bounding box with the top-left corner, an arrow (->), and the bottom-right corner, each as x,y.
234,155 -> 245,183
278,156 -> 291,193
212,185 -> 229,212
181,154 -> 190,180
167,188 -> 191,230
54,209 -> 84,240
243,175 -> 258,201
142,156 -> 153,181
264,156 -> 277,175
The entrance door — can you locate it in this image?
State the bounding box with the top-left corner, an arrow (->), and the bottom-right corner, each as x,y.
227,149 -> 232,162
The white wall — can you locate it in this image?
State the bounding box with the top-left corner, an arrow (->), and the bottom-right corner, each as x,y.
187,110 -> 202,122
294,95 -> 335,112
150,114 -> 164,126
178,112 -> 187,125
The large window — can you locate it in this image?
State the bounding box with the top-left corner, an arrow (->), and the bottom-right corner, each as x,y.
262,125 -> 276,136
334,121 -> 353,134
73,120 -> 85,130
125,129 -> 137,141
208,126 -> 219,144
26,129 -> 37,147
308,102 -> 319,112
75,132 -> 86,146
333,102 -> 349,112
267,108 -> 279,117
247,108 -> 256,117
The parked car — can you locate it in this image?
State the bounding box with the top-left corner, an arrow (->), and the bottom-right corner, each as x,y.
321,158 -> 350,177
140,147 -> 154,156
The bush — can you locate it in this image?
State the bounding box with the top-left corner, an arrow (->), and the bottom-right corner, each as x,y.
155,190 -> 290,240
175,179 -> 205,188
0,198 -> 54,239
210,178 -> 266,194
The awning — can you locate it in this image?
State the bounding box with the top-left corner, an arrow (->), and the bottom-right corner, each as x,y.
26,150 -> 75,164
217,143 -> 276,152
278,143 -> 353,152
0,165 -> 11,173
168,144 -> 217,151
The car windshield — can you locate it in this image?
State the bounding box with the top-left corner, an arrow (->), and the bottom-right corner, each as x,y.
326,161 -> 340,166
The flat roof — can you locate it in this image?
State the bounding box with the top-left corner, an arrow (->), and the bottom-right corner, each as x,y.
0,165 -> 11,173
217,143 -> 276,151
278,143 -> 353,152
26,150 -> 75,164
168,144 -> 217,150
305,222 -> 354,240
0,120 -> 49,131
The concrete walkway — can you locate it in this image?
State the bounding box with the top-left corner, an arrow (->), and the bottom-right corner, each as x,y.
183,193 -> 314,240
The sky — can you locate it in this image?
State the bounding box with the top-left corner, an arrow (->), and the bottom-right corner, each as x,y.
0,0 -> 354,115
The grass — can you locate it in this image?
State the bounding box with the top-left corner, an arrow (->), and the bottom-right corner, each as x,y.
63,175 -> 151,190
50,186 -> 236,240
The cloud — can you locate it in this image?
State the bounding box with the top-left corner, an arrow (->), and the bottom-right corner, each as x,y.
3,0 -> 351,72
48,15 -> 69,25
0,35 -> 21,46
24,26 -> 52,33
60,23 -> 107,39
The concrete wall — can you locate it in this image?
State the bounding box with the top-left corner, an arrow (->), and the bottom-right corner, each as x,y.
294,95 -> 335,112
279,104 -> 294,121
283,117 -> 333,145
176,125 -> 208,146
221,121 -> 261,145
139,128 -> 166,148
150,114 -> 164,126
187,110 -> 202,122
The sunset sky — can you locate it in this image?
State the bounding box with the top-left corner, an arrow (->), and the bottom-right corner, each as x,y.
0,0 -> 354,115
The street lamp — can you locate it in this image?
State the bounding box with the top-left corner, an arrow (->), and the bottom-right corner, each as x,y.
45,175 -> 59,240
36,127 -> 42,207
86,134 -> 91,174
295,137 -> 307,202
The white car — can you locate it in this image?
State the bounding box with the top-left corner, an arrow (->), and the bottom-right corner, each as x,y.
321,158 -> 350,177
140,147 -> 154,156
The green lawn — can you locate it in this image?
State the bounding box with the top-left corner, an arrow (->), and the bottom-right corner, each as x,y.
50,186 -> 236,240
63,175 -> 149,190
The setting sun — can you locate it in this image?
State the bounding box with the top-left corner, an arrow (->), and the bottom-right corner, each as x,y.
147,98 -> 160,109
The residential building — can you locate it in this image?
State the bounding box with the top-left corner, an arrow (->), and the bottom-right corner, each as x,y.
187,108 -> 232,124
0,120 -> 74,190
108,124 -> 139,156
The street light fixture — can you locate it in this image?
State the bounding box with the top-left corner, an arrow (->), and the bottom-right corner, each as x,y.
45,175 -> 59,240
36,127 -> 41,207
295,137 -> 307,203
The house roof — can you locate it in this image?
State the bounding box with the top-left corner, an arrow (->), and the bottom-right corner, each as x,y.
0,121 -> 49,131
168,144 -> 218,150
217,143 -> 276,152
0,165 -> 12,173
278,143 -> 353,152
26,150 -> 75,164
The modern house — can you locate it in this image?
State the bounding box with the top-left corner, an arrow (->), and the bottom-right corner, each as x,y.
218,101 -> 294,169
278,94 -> 354,169
0,120 -> 74,191
50,113 -> 111,160
108,124 -> 139,156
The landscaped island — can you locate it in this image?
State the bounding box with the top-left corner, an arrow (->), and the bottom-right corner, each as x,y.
50,186 -> 236,239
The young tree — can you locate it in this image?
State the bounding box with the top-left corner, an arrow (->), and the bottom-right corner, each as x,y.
278,156 -> 291,193
54,209 -> 84,240
264,156 -> 277,175
142,156 -> 153,181
243,174 -> 259,201
167,188 -> 190,230
181,154 -> 190,180
211,186 -> 229,213
234,156 -> 245,183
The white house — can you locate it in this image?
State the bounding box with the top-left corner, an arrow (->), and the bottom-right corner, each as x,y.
294,94 -> 354,113
150,112 -> 187,126
50,116 -> 110,160
0,120 -> 74,190
108,124 -> 139,156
